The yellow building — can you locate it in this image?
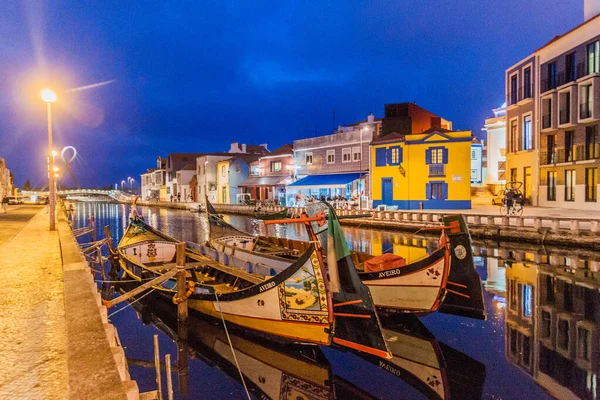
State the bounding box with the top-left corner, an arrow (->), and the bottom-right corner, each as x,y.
216,160 -> 230,204
371,129 -> 472,209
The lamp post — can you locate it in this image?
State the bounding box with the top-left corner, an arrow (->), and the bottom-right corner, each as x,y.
121,180 -> 126,191
41,89 -> 57,231
128,177 -> 133,192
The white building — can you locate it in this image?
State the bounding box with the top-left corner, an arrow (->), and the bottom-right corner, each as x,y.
482,104 -> 507,193
196,154 -> 231,205
471,140 -> 484,186
176,165 -> 196,202
140,157 -> 166,201
0,157 -> 13,199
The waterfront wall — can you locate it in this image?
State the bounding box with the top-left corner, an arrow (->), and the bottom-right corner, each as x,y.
57,210 -> 139,399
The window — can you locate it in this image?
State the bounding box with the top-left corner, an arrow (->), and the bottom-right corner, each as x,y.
508,279 -> 517,311
587,40 -> 599,75
565,170 -> 575,201
523,115 -> 532,150
235,162 -> 241,173
510,168 -> 518,184
352,146 -> 361,161
580,84 -> 593,119
541,311 -> 552,339
326,150 -> 335,164
547,171 -> 556,201
426,182 -> 447,200
523,67 -> 531,98
431,148 -> 443,164
522,284 -> 532,318
510,119 -> 518,152
564,53 -> 576,84
559,92 -> 570,124
547,135 -> 556,164
578,326 -> 592,361
542,98 -> 552,129
251,165 -> 259,176
305,152 -> 313,165
342,148 -> 351,163
270,161 -> 282,172
565,130 -> 574,162
557,319 -> 570,351
390,147 -> 400,164
586,168 -> 597,202
510,74 -> 518,104
221,165 -> 226,178
547,61 -> 557,90
586,125 -> 598,159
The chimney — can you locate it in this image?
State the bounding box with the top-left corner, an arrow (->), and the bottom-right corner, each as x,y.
229,142 -> 239,153
367,112 -> 375,123
241,144 -> 247,153
585,0 -> 600,20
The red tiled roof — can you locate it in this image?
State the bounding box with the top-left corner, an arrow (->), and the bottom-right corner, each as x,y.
370,132 -> 405,145
267,143 -> 293,156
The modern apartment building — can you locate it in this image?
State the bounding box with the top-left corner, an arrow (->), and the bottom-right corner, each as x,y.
505,5 -> 600,209
537,14 -> 600,210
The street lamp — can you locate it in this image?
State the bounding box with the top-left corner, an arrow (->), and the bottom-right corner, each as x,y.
41,88 -> 57,231
128,177 -> 133,191
121,180 -> 126,191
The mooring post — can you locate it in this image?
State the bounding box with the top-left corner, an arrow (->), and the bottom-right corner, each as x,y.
154,334 -> 163,400
165,353 -> 173,400
176,242 -> 188,322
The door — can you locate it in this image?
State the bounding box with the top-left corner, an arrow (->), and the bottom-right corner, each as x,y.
382,178 -> 393,205
524,167 -> 531,203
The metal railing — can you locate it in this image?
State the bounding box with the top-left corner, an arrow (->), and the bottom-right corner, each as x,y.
580,103 -> 592,119
540,151 -> 557,165
428,164 -> 445,177
559,108 -> 570,125
542,114 -> 552,129
507,85 -> 533,106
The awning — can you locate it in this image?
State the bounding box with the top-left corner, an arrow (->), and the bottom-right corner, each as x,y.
287,173 -> 363,189
238,175 -> 291,187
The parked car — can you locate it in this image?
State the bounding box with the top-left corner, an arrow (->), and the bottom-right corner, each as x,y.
5,196 -> 19,205
36,196 -> 48,205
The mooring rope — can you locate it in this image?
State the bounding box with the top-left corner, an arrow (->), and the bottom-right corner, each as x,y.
107,288 -> 156,318
213,291 -> 251,400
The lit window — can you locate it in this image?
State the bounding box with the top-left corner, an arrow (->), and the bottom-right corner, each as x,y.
391,148 -> 399,164
270,161 -> 282,172
431,148 -> 443,164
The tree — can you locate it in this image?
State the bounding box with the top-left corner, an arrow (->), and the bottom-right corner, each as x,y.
23,179 -> 31,190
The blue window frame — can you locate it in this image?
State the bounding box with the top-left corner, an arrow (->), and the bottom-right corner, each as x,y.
375,147 -> 387,167
425,147 -> 448,164
426,181 -> 448,200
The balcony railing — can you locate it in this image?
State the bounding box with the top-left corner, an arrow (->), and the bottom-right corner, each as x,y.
580,103 -> 592,119
540,151 -> 557,165
559,108 -> 570,125
541,78 -> 558,93
507,85 -> 533,106
428,164 -> 446,177
577,62 -> 589,79
557,70 -> 576,86
542,114 -> 552,129
585,143 -> 600,160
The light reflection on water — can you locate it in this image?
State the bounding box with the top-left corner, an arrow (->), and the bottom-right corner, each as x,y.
71,202 -> 600,400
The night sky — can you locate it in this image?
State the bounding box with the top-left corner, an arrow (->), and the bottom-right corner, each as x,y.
0,0 -> 583,188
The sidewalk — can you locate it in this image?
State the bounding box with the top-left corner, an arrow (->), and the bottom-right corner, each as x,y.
0,207 -> 68,398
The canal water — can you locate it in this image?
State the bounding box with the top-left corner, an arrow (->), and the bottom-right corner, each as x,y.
71,202 -> 599,399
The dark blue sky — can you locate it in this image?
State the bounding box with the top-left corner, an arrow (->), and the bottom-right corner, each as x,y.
0,0 -> 583,188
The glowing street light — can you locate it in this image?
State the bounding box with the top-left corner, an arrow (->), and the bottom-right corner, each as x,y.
121,180 -> 126,191
128,177 -> 134,191
41,88 -> 57,231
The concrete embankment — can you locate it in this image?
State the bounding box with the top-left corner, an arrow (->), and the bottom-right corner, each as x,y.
209,203 -> 600,250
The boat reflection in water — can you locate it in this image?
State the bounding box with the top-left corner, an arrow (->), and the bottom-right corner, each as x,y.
127,289 -> 486,400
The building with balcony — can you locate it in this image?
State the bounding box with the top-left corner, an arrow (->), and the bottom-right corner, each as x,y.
483,104 -> 507,193
537,12 -> 600,210
370,128 -> 472,210
140,157 -> 167,201
239,144 -> 294,205
288,113 -> 380,205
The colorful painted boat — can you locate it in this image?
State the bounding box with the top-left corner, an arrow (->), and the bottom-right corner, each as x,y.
252,207 -> 289,220
205,200 -> 485,319
116,210 -> 391,358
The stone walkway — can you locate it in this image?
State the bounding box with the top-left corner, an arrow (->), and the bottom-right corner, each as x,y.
0,207 -> 68,399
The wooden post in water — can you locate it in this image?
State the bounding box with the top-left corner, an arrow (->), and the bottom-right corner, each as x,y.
154,334 -> 163,400
176,242 -> 188,321
165,354 -> 173,400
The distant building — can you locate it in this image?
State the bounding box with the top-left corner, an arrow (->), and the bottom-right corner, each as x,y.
0,157 -> 13,199
483,104 -> 507,193
381,103 -> 452,137
288,113 -> 380,206
471,139 -> 484,186
370,128 -> 472,210
165,153 -> 204,199
239,144 -> 294,204
140,157 -> 166,201
176,164 -> 196,202
217,154 -> 260,204
196,154 -> 232,204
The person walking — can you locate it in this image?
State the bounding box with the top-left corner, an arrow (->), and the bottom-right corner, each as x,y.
1,196 -> 8,213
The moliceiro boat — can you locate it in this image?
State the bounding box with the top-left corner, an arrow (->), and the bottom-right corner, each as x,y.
116,207 -> 391,359
206,200 -> 486,320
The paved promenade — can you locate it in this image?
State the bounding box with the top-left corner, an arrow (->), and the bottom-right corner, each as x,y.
0,206 -> 68,399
